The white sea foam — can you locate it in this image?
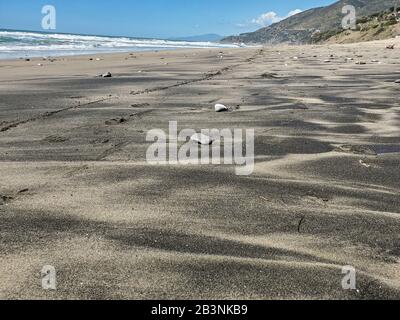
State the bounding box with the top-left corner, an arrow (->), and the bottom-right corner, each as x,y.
0,30 -> 240,59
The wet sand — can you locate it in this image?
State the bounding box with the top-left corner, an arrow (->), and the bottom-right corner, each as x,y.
0,39 -> 399,299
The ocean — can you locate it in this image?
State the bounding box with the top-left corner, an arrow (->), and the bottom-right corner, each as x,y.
0,30 -> 240,60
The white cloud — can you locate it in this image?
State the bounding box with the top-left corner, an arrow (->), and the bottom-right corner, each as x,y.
288,9 -> 303,17
252,9 -> 302,27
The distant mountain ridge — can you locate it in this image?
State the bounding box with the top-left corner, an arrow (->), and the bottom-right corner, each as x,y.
169,34 -> 224,42
221,0 -> 399,44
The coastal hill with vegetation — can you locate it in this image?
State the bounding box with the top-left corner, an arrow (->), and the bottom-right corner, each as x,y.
221,0 -> 400,44
315,7 -> 400,43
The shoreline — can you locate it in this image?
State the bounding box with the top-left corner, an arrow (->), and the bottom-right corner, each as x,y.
2,36 -> 398,63
0,46 -> 254,63
0,46 -> 242,62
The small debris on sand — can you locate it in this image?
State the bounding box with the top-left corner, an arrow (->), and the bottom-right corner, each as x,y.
355,61 -> 366,65
386,44 -> 395,49
359,160 -> 371,168
298,216 -> 306,233
105,117 -> 126,125
91,138 -> 110,144
131,103 -> 150,108
0,194 -> 14,205
101,72 -> 112,78
394,79 -> 400,84
190,133 -> 214,145
261,72 -> 278,78
306,190 -> 329,202
336,145 -> 377,155
43,135 -> 69,143
214,104 -> 229,112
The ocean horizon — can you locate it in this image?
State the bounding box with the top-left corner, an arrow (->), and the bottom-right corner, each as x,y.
0,29 -> 241,60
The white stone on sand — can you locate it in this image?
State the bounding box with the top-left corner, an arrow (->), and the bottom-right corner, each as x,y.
215,104 -> 229,112
190,133 -> 214,145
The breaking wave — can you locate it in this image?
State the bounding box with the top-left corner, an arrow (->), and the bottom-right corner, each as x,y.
0,30 -> 240,59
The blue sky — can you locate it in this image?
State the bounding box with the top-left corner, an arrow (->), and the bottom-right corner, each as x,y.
0,0 -> 336,38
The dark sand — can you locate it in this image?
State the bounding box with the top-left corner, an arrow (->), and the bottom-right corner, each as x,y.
0,39 -> 399,299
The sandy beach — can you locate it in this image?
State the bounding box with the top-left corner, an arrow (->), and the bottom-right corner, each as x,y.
0,39 -> 399,299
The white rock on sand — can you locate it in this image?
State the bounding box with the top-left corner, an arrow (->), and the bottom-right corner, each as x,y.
214,104 -> 229,112
190,133 -> 214,145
